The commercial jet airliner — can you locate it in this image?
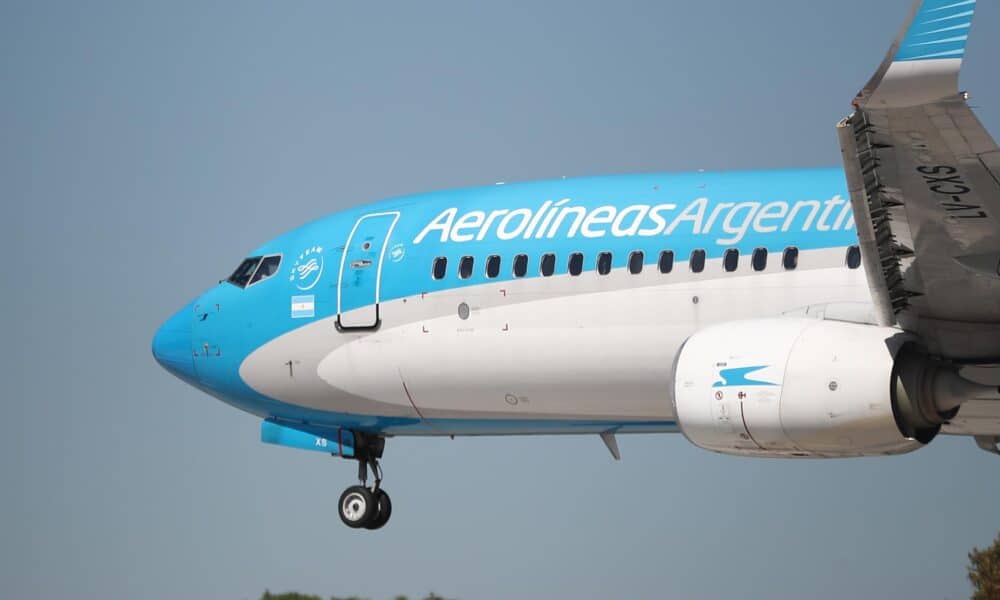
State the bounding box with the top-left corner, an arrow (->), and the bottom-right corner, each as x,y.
153,0 -> 1000,530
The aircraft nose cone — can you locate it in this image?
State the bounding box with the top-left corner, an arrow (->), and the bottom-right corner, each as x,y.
152,303 -> 197,384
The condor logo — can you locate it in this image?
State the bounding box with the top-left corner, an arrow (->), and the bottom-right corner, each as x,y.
289,245 -> 325,291
917,165 -> 987,220
713,365 -> 777,388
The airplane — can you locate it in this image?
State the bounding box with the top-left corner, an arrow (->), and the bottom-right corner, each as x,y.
153,0 -> 1000,530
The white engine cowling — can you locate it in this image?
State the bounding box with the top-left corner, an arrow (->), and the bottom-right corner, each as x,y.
672,318 -> 925,458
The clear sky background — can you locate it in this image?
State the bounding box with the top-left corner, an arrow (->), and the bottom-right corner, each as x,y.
3,1 -> 999,599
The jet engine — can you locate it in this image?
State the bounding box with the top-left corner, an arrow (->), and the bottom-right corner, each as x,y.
671,318 -> 975,458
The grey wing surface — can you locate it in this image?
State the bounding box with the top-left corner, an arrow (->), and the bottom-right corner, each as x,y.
837,0 -> 1000,445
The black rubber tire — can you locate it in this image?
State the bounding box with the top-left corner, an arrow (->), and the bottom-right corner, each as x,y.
364,489 -> 392,530
339,485 -> 376,528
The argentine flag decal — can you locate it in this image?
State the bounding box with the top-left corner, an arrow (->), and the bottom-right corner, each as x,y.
291,295 -> 315,319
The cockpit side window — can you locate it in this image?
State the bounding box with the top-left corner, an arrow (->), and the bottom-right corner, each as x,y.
227,257 -> 262,288
249,255 -> 282,285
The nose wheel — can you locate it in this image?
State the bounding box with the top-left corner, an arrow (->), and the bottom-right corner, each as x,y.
338,484 -> 392,530
338,485 -> 391,529
336,433 -> 392,530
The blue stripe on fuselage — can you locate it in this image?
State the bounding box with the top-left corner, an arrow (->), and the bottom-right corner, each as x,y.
254,168 -> 855,317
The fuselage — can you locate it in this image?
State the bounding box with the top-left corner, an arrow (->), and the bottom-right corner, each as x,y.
152,167 -> 870,436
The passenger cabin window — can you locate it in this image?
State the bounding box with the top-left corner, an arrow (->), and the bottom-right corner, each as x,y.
249,255 -> 282,285
432,257 -> 448,280
690,249 -> 706,273
783,247 -> 799,270
752,248 -> 767,272
629,251 -> 644,275
459,256 -> 475,279
540,253 -> 556,277
723,249 -> 739,273
513,254 -> 528,278
486,255 -> 501,278
846,245 -> 862,269
227,257 -> 261,288
658,250 -> 674,274
568,252 -> 584,276
597,252 -> 612,275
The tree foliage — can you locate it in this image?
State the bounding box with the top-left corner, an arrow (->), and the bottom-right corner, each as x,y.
260,592 -> 324,600
968,532 -> 1000,600
259,591 -> 450,600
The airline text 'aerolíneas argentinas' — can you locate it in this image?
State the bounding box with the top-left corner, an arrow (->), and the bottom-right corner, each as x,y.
153,0 -> 1000,529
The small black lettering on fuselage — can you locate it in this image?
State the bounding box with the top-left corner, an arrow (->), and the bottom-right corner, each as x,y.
916,165 -> 987,219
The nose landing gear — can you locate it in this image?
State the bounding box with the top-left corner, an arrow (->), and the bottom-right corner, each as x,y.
337,433 -> 392,530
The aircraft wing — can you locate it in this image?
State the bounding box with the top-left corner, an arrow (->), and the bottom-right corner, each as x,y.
837,0 -> 1000,449
837,0 -> 1000,362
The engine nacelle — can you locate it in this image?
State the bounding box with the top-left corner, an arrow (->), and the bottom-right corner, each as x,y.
672,318 -> 927,458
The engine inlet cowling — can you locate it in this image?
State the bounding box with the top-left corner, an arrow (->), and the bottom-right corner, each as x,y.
672,318 -> 930,458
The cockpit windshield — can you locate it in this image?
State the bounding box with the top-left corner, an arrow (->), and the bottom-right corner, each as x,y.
250,255 -> 282,285
226,254 -> 282,288
227,257 -> 261,288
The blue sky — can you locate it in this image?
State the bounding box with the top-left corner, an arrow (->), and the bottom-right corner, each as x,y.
3,1 -> 999,598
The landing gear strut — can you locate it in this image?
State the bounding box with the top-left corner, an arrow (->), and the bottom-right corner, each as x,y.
337,432 -> 391,530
